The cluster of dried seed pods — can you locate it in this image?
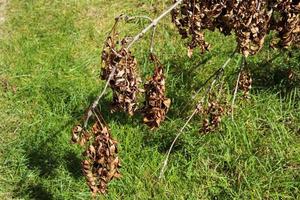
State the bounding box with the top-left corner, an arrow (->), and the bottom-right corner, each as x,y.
71,125 -> 91,146
271,0 -> 300,48
72,111 -> 120,195
142,54 -> 171,129
201,100 -> 226,133
82,119 -> 121,195
238,69 -> 253,98
171,0 -> 220,57
101,23 -> 141,116
233,0 -> 272,57
172,0 -> 299,57
102,47 -> 141,116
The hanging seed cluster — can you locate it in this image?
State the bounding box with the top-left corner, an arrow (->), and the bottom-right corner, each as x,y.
71,125 -> 91,146
142,54 -> 171,129
82,118 -> 121,195
72,112 -> 120,195
172,0 -> 299,57
271,1 -> 300,48
238,69 -> 253,98
102,29 -> 141,116
201,100 -> 226,133
233,1 -> 272,56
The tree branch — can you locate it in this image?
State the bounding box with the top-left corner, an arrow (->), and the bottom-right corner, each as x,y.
192,52 -> 236,100
159,53 -> 234,179
231,56 -> 244,120
84,66 -> 117,128
126,0 -> 183,49
83,1 -> 183,128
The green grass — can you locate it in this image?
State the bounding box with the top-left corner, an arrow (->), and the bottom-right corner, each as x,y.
0,0 -> 299,199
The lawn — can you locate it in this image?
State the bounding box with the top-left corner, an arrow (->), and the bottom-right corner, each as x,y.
0,0 -> 299,199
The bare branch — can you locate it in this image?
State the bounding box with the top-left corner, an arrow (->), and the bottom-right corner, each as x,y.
159,53 -> 234,179
231,56 -> 244,120
192,52 -> 236,100
84,66 -> 117,129
126,0 -> 183,49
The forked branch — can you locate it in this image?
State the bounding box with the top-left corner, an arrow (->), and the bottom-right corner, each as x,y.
83,1 -> 183,128
159,53 -> 235,179
126,0 -> 183,49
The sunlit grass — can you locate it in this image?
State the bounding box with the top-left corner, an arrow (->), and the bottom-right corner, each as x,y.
0,0 -> 299,199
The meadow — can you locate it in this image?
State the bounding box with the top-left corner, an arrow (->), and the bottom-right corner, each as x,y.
0,1 -> 299,199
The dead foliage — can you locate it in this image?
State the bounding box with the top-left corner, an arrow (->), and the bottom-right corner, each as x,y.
238,69 -> 253,98
71,0 -> 299,196
72,112 -> 121,195
82,118 -> 121,195
172,0 -> 299,57
142,54 -> 171,129
201,100 -> 226,133
101,20 -> 141,116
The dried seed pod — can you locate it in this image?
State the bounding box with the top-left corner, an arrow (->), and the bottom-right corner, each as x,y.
82,115 -> 121,195
142,54 -> 171,129
201,100 -> 226,133
101,31 -> 141,116
171,0 -> 224,56
275,1 -> 300,48
233,0 -> 272,56
71,125 -> 91,146
238,69 -> 252,98
172,0 -> 298,56
108,48 -> 141,116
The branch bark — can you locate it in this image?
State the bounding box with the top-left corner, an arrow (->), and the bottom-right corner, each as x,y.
231,56 -> 244,120
83,1 -> 183,128
126,0 -> 183,49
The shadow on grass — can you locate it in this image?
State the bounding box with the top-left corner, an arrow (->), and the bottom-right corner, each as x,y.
63,151 -> 82,179
26,146 -> 60,177
27,185 -> 54,200
247,50 -> 300,96
164,53 -> 213,117
23,117 -> 84,179
13,184 -> 54,200
142,124 -> 186,154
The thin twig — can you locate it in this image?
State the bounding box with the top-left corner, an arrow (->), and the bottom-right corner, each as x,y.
159,109 -> 198,179
179,52 -> 235,113
126,0 -> 183,49
125,15 -> 153,22
192,52 -> 236,100
82,16 -> 125,129
84,66 -> 117,128
83,1 -> 183,128
150,25 -> 157,54
231,56 -> 244,120
123,14 -> 157,54
159,57 -> 230,179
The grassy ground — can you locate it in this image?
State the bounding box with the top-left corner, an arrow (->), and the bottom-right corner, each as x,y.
0,0 -> 299,199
